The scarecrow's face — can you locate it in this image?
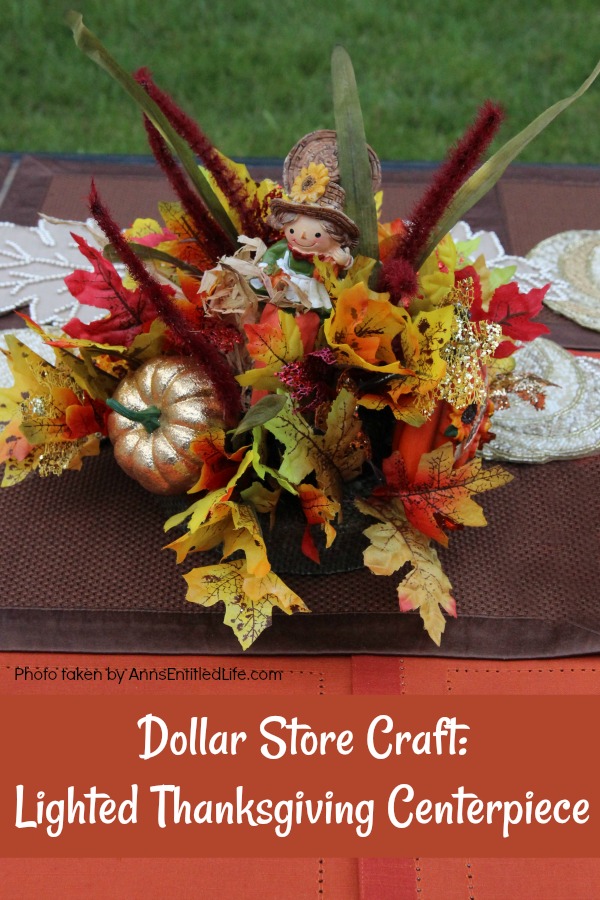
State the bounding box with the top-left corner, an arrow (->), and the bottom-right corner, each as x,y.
284,215 -> 340,256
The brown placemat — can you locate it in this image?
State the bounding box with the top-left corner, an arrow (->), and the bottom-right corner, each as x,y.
0,155 -> 599,655
0,444 -> 597,656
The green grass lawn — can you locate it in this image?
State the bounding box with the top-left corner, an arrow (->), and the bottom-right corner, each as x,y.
3,0 -> 599,163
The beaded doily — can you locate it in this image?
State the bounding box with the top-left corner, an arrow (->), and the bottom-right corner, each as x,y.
527,229 -> 600,332
482,338 -> 600,463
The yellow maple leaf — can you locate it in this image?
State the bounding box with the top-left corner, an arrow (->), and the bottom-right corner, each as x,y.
324,282 -> 412,371
123,217 -> 164,241
356,496 -> 455,646
20,315 -> 119,401
312,254 -> 376,301
222,502 -> 270,578
0,336 -> 102,484
202,152 -> 282,235
357,305 -> 455,423
265,390 -> 368,506
414,233 -> 457,312
184,558 -> 309,650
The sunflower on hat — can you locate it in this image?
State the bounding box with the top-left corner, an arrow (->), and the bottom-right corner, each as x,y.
290,162 -> 330,203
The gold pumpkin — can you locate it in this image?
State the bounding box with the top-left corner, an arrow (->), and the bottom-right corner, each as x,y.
107,356 -> 234,495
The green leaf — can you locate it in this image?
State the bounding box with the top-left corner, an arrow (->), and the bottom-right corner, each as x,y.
104,241 -> 205,279
65,12 -> 237,245
417,57 -> 600,266
264,390 -> 367,504
232,394 -> 288,436
489,264 -> 517,291
331,46 -> 379,266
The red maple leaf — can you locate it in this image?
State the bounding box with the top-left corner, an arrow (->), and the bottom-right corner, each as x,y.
63,234 -> 163,345
471,280 -> 550,357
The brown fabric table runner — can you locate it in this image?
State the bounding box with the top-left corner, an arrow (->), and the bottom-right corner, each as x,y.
0,154 -> 599,655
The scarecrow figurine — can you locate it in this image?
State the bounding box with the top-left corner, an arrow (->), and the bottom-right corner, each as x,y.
261,130 -> 380,309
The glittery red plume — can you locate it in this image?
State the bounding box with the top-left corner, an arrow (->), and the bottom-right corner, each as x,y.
88,181 -> 241,419
134,68 -> 270,242
381,101 -> 504,304
379,258 -> 418,306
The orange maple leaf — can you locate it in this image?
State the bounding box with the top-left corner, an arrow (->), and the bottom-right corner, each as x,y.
188,428 -> 248,493
382,442 -> 513,546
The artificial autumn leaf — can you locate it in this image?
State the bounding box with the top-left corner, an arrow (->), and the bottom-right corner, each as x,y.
378,218 -> 406,261
188,428 -> 249,493
45,335 -> 126,354
166,499 -> 231,563
356,496 -> 456,646
237,305 -> 305,391
356,304 -> 455,423
202,153 -> 282,237
471,281 -> 550,357
312,254 -> 376,301
324,282 -> 411,369
46,317 -> 168,368
0,336 -> 103,484
63,234 -> 161,345
169,495 -> 270,575
222,501 -> 270,578
184,557 -> 309,650
0,450 -> 37,487
240,481 -> 282,526
157,201 -> 216,271
124,216 -> 175,245
382,442 -> 513,546
415,233 -> 457,310
165,450 -> 254,553
298,483 -> 339,564
19,314 -> 119,401
264,390 -> 368,506
250,426 -> 298,495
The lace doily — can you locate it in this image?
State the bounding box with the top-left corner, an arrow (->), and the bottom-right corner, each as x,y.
482,339 -> 600,463
527,229 -> 600,332
0,216 -> 115,325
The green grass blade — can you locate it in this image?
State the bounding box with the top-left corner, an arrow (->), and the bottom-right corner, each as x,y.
331,45 -> 379,264
104,242 -> 205,278
416,57 -> 600,267
65,11 -> 238,244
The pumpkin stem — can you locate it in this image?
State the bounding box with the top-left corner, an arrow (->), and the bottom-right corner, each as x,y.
106,398 -> 162,433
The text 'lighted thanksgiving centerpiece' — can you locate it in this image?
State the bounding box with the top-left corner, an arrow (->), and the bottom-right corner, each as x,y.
2,17 -> 597,649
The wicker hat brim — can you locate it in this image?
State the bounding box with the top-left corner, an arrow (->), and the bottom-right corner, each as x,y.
270,198 -> 360,248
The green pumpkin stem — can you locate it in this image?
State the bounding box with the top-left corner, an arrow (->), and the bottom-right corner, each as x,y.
106,398 -> 161,433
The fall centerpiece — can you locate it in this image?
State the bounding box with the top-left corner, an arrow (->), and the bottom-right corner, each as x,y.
0,15 -> 598,649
